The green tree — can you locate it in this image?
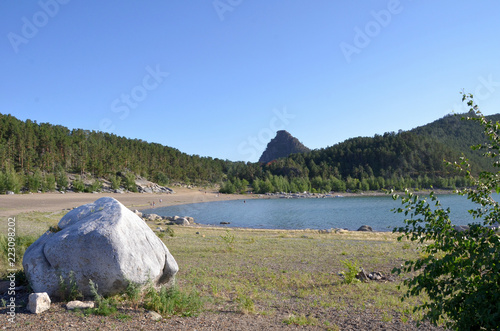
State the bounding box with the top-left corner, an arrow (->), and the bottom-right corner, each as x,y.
0,170 -> 5,193
4,165 -> 22,193
72,176 -> 85,192
125,173 -> 137,192
42,173 -> 56,192
26,169 -> 43,192
392,95 -> 500,330
219,180 -> 236,194
109,174 -> 121,190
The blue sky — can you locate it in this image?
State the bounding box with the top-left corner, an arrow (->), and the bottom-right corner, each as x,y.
1,1 -> 500,162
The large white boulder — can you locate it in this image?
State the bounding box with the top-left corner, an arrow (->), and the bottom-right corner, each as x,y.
23,197 -> 178,297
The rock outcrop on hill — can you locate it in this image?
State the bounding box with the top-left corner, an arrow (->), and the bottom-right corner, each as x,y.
259,130 -> 310,164
23,197 -> 178,297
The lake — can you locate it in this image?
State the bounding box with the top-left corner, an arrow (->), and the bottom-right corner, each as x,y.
143,193 -> 488,232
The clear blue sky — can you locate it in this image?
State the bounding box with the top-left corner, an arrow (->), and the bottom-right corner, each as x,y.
1,1 -> 499,162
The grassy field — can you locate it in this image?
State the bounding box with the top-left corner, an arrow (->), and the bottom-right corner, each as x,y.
163,226 -> 428,326
1,212 -> 437,329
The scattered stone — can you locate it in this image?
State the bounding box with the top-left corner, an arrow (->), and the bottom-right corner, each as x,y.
173,217 -> 190,226
27,293 -> 51,314
147,310 -> 162,321
368,272 -> 383,281
6,191 -> 14,195
23,197 -> 178,298
66,301 -> 95,310
144,213 -> 162,221
156,227 -> 164,232
357,225 -> 373,232
133,210 -> 143,218
220,222 -> 230,225
0,281 -> 10,294
355,269 -> 370,282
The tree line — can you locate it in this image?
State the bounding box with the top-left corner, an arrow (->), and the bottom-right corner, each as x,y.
0,112 -> 490,194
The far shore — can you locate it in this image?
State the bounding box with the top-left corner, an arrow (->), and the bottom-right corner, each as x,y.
0,187 -> 457,219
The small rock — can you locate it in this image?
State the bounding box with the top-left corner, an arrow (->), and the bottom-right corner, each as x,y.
27,293 -> 51,314
357,225 -> 373,232
220,222 -> 230,225
355,270 -> 370,282
0,281 -> 10,294
66,301 -> 95,310
369,272 -> 383,281
148,310 -> 162,321
174,217 -> 190,226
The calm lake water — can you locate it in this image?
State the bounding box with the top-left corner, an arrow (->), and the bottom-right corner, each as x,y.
143,193 -> 491,232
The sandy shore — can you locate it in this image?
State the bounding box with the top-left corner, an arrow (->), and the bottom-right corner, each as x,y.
0,187 -> 254,218
0,188 -> 453,219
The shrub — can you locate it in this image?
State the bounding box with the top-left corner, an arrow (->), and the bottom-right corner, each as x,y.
143,285 -> 203,317
88,279 -> 118,316
392,94 -> 500,330
58,271 -> 83,301
339,259 -> 360,284
72,176 -> 85,192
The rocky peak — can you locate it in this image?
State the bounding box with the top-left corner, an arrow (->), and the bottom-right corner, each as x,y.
259,130 -> 310,164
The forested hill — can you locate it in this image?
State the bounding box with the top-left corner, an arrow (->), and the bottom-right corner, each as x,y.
0,113 -> 234,188
1,111 -> 498,194
411,112 -> 500,172
231,112 -> 499,193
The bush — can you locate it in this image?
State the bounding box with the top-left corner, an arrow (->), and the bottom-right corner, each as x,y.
42,173 -> 56,192
125,173 -> 137,192
392,94 -> 500,330
109,175 -> 121,190
72,176 -> 85,192
339,259 -> 360,284
143,285 -> 203,317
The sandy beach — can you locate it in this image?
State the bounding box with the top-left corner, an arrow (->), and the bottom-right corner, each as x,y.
0,187 -> 254,218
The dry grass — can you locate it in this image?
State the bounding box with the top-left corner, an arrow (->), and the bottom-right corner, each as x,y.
159,225 -> 428,326
3,211 -> 436,328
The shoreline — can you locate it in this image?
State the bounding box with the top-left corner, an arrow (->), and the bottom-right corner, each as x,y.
0,187 -> 253,219
0,188 -> 457,225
